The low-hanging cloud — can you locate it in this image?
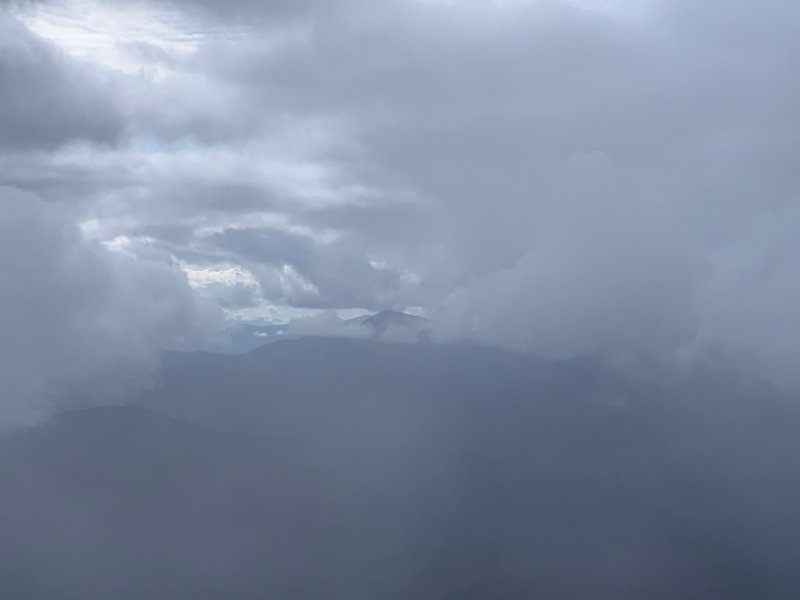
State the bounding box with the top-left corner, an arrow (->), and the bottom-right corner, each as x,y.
0,187 -> 221,428
434,153 -> 800,387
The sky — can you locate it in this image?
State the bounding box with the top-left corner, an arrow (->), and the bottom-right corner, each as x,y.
2,0 -> 800,422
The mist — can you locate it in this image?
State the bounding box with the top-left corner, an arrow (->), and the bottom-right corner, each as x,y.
0,187 -> 219,428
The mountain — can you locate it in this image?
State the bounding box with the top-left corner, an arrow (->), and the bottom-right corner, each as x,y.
4,338 -> 800,598
148,337 -> 548,434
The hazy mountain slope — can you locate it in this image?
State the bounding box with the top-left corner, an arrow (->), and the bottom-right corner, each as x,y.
145,337 -> 587,434
3,339 -> 800,597
3,393 -> 800,598
0,406 -> 450,600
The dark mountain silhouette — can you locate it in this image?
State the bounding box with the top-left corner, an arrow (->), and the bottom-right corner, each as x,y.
3,338 -> 800,598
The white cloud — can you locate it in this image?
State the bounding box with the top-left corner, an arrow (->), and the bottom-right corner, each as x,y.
13,0 -> 210,76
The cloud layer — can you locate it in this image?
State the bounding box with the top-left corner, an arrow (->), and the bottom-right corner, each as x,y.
2,0 -> 800,388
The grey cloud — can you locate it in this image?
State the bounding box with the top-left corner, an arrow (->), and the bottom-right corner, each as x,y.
160,0 -> 337,23
5,0 -> 800,385
211,226 -> 414,309
0,13 -> 123,150
199,0 -> 799,381
0,187 -> 222,428
216,281 -> 261,309
692,200 -> 800,388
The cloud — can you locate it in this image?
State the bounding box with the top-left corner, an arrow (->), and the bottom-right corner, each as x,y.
0,187 -> 221,428
0,12 -> 123,150
692,200 -> 800,388
3,0 -> 800,385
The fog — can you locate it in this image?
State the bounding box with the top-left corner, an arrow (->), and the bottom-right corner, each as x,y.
0,187 -> 219,428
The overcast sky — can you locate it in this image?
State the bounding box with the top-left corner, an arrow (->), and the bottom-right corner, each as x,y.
2,0 -> 800,422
